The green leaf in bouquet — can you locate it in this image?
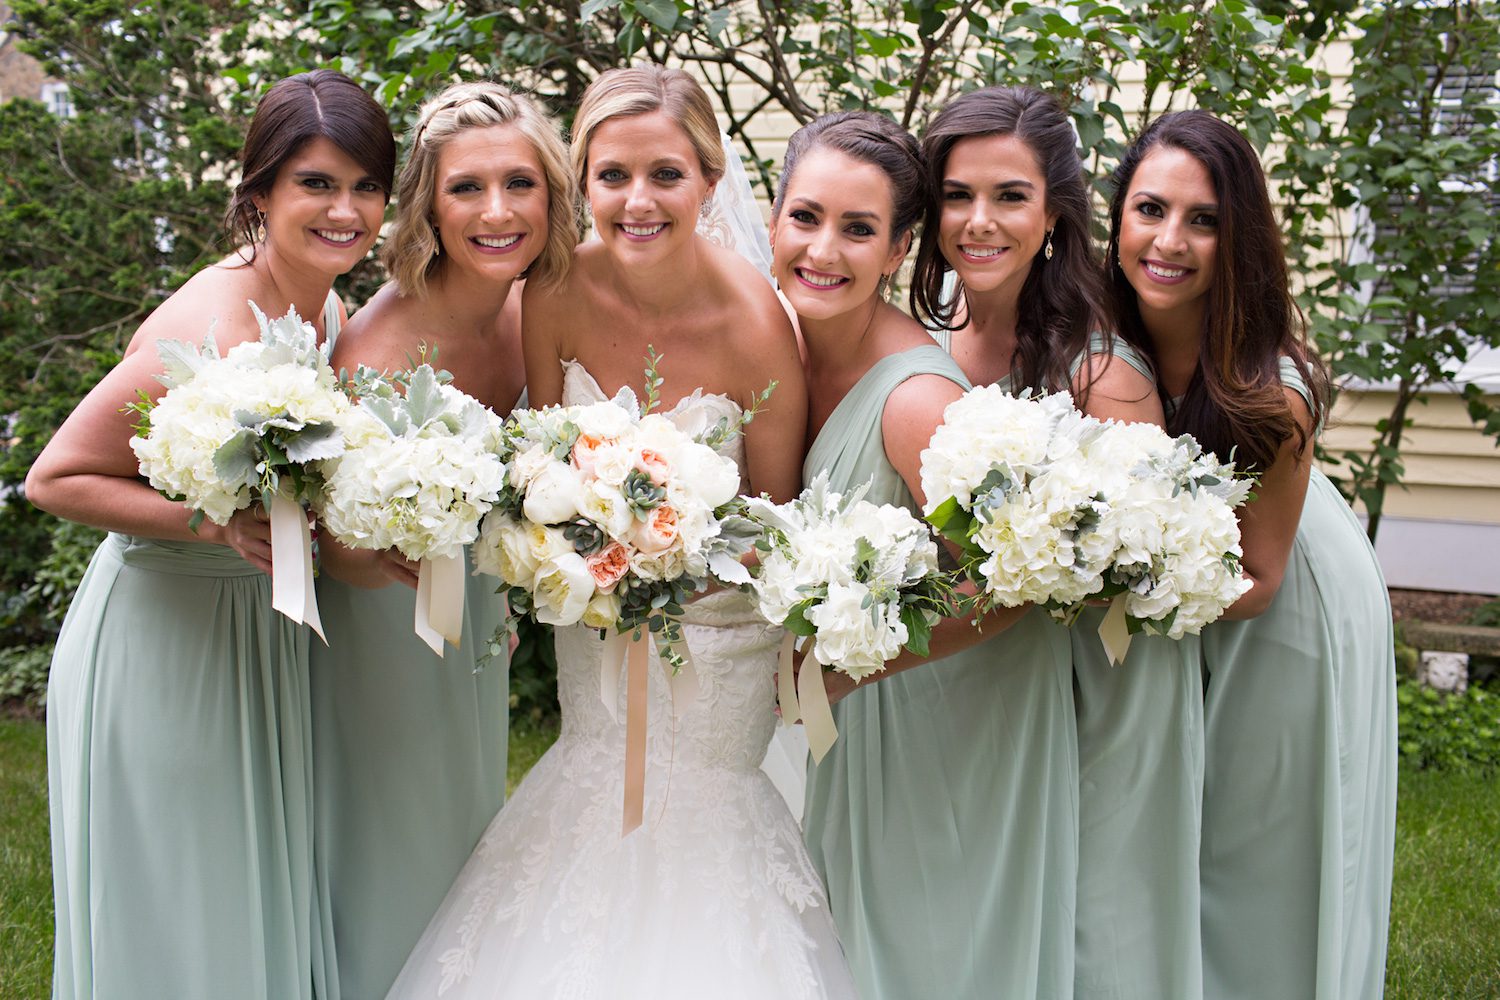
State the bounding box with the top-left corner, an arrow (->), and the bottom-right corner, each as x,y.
852,536 -> 879,580
783,597 -> 819,637
213,429 -> 260,487
283,421 -> 345,463
708,551 -> 753,586
901,603 -> 933,657
363,394 -> 410,436
641,346 -> 665,415
404,364 -> 447,427
154,331 -> 218,389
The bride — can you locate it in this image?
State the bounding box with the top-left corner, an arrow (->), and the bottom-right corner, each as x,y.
385,66 -> 855,999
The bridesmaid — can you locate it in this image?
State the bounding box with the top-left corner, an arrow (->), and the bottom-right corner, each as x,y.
25,71 -> 393,999
776,108 -> 1062,1000
1107,110 -> 1397,999
311,82 -> 576,999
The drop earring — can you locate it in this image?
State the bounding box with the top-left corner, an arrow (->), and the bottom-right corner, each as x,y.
256,210 -> 267,244
432,225 -> 441,258
1044,228 -> 1055,261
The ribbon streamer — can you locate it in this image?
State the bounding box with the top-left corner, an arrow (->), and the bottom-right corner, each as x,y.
269,492 -> 324,642
414,553 -> 465,656
799,656 -> 838,764
1098,593 -> 1133,667
622,633 -> 650,836
776,632 -> 801,726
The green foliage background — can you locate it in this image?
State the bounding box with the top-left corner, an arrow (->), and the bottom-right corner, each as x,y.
2,0 -> 1497,714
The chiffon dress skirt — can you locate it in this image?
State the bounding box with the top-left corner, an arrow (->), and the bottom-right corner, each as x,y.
801,345 -> 1080,1000
1199,465 -> 1398,1000
1070,335 -> 1205,1000
311,549 -> 508,999
47,534 -> 329,1000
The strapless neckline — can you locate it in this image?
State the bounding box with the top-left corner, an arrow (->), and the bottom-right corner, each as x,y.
561,359 -> 741,419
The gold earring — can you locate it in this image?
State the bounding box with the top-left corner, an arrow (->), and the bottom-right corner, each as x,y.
432,225 -> 441,258
1044,228 -> 1055,261
256,210 -> 267,244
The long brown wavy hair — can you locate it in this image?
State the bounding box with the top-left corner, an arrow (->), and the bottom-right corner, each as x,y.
1106,110 -> 1328,474
911,86 -> 1105,396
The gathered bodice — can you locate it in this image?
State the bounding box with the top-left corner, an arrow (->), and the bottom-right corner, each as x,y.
553,359 -> 779,772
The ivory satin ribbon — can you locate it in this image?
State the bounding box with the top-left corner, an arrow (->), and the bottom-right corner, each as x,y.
268,492 -> 324,642
414,553 -> 465,656
775,634 -> 838,764
1098,593 -> 1132,666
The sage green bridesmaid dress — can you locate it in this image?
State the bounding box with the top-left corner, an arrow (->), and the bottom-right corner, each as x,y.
1198,359 -> 1397,1000
802,344 -> 1079,1000
45,294 -> 346,1000
309,350 -> 510,1000
1070,337 -> 1204,1000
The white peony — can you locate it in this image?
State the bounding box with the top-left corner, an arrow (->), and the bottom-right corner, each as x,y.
531,551 -> 596,626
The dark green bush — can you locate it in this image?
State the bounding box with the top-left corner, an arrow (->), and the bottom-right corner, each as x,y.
509,617 -> 558,724
1398,675 -> 1500,774
0,643 -> 51,711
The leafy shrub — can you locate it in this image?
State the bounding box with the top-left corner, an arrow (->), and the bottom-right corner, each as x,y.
509,616 -> 558,724
1398,675 -> 1500,774
0,643 -> 51,712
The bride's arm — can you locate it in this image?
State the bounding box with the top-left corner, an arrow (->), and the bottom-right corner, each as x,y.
737,295 -> 807,504
521,277 -> 568,408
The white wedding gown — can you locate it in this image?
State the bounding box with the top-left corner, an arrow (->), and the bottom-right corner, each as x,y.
385,361 -> 857,999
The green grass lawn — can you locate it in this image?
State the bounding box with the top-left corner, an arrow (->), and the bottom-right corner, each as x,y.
2,715 -> 1496,999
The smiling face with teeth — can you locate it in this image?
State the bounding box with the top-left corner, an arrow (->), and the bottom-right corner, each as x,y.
430,123 -> 549,284
1117,145 -> 1219,330
937,133 -> 1057,304
770,147 -> 908,322
583,111 -> 716,266
253,135 -> 385,278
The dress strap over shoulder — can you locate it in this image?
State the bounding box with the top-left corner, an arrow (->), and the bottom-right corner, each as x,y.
804,345 -> 970,508
322,289 -> 343,351
1278,356 -> 1312,409
1069,331 -> 1155,384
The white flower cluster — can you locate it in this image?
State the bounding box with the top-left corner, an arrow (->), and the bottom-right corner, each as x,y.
1080,421 -> 1253,637
920,385 -> 1253,636
475,396 -> 751,632
130,302 -> 349,525
316,365 -> 507,562
748,474 -> 944,681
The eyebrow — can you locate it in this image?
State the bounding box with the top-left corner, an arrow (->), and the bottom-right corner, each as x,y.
943,178 -> 1036,192
789,196 -> 882,222
592,156 -> 692,171
292,169 -> 379,185
1133,189 -> 1218,212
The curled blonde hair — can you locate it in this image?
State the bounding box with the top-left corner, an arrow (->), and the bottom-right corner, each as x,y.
570,66 -> 725,199
382,82 -> 578,296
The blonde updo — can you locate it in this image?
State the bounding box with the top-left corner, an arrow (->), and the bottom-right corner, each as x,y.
382,82 -> 578,295
570,66 -> 725,199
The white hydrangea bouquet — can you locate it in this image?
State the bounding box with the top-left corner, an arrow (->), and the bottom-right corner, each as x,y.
920,385 -> 1253,663
129,301 -> 348,636
745,472 -> 955,761
314,362 -> 507,655
1066,421 -> 1253,643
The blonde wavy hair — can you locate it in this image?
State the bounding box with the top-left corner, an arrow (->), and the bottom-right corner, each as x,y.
382,82 -> 577,296
570,66 -> 725,200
